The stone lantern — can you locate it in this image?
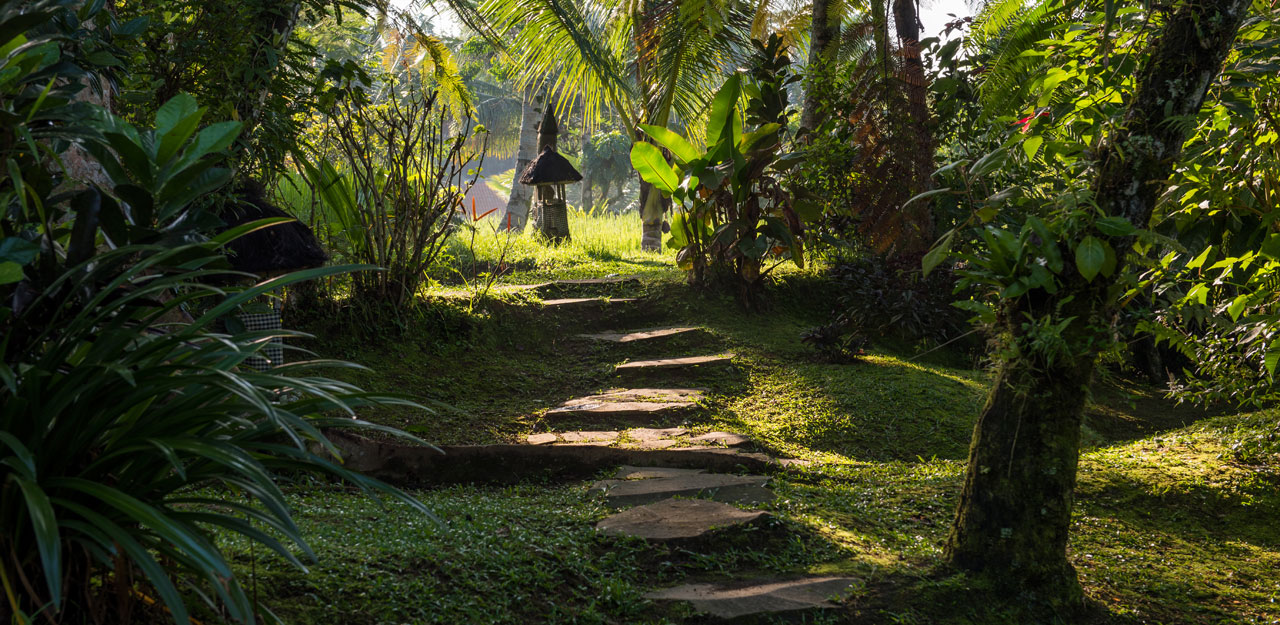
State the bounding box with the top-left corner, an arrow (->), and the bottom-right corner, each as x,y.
521,107 -> 581,242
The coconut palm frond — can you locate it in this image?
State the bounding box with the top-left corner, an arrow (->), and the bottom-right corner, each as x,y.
973,0 -> 1081,119
482,0 -> 638,130
469,78 -> 525,156
648,0 -> 752,139
412,32 -> 476,114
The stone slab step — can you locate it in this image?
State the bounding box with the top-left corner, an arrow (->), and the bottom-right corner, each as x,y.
597,499 -> 768,543
526,429 -> 756,452
645,577 -> 858,621
326,432 -> 790,485
546,275 -> 640,287
614,465 -> 705,480
572,388 -> 706,403
578,327 -> 702,343
545,401 -> 694,423
589,471 -> 773,507
616,354 -> 735,372
542,297 -> 638,308
689,432 -> 754,447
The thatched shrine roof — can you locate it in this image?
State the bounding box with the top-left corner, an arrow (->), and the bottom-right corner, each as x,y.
519,146 -> 582,185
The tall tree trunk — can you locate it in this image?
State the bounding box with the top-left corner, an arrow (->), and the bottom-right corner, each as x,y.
579,100 -> 593,212
503,86 -> 541,230
892,0 -> 934,253
945,0 -> 1252,608
799,0 -> 839,137
639,182 -> 664,251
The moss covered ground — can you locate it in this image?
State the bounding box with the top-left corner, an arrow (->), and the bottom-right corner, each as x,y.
226,234 -> 1280,624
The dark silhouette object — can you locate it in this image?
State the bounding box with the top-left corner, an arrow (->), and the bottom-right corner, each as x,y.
219,181 -> 327,276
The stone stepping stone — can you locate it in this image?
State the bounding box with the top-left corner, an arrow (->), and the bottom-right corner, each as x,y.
545,400 -> 694,424
327,432 -> 787,485
578,327 -> 701,343
575,388 -> 705,403
589,471 -> 774,507
614,465 -> 704,480
616,354 -> 735,372
559,431 -> 619,444
596,499 -> 768,543
547,275 -> 640,286
644,577 -> 858,621
542,297 -> 637,308
689,432 -> 754,448
628,427 -> 688,440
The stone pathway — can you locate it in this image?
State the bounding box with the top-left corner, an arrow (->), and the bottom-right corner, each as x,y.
538,282 -> 855,622
343,277 -> 853,621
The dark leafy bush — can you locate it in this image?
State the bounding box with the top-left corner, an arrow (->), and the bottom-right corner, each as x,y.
819,254 -> 969,349
0,4 -> 429,623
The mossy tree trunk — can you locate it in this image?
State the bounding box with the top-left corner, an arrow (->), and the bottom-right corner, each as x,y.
945,0 -> 1252,607
799,0 -> 840,137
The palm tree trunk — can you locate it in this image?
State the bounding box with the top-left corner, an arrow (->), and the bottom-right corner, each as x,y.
945,0 -> 1250,608
891,0 -> 934,252
579,100 -> 593,212
799,0 -> 839,137
503,86 -> 541,230
639,182 -> 663,251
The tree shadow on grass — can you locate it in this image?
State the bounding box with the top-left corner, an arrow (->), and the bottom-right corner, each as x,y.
1069,463 -> 1280,624
709,354 -> 988,463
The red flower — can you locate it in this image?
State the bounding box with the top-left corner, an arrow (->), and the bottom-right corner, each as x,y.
1015,111 -> 1050,133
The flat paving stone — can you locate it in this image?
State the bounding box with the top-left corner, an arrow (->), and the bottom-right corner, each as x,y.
574,388 -> 705,403
578,327 -> 701,343
548,276 -> 640,286
327,432 -> 784,485
616,354 -> 735,372
644,576 -> 858,621
559,431 -> 619,444
545,401 -> 694,423
629,427 -> 688,441
614,465 -> 705,480
631,438 -> 679,450
542,297 -> 637,308
597,499 -> 768,542
689,432 -> 754,447
526,433 -> 558,445
589,472 -> 774,507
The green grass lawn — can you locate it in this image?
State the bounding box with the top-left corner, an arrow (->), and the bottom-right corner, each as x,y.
430,208 -> 674,288
244,219 -> 1279,624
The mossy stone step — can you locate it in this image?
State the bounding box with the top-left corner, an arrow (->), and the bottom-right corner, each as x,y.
545,401 -> 695,424
644,577 -> 858,622
541,297 -> 637,308
543,275 -> 641,287
616,354 -> 735,372
578,326 -> 702,343
526,428 -> 762,452
326,432 -> 785,485
596,499 -> 768,543
589,469 -> 774,507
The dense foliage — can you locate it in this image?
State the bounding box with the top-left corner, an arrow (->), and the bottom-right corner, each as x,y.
0,3 -> 429,622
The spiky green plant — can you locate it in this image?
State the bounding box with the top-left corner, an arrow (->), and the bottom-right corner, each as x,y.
0,4 -> 432,622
